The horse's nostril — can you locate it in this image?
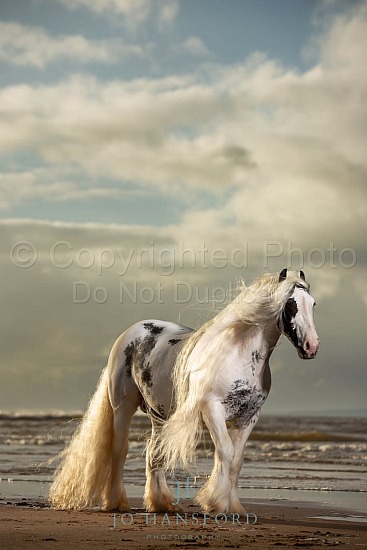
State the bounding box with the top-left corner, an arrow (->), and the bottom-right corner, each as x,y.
305,341 -> 310,351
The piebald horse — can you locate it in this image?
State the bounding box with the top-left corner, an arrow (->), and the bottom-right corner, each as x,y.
49,269 -> 319,515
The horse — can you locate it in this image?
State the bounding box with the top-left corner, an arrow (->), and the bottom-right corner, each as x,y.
49,268 -> 319,516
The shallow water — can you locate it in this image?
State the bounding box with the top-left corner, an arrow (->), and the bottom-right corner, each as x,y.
1,412 -> 366,513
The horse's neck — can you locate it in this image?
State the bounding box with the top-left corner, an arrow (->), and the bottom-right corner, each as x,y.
205,311 -> 280,363
189,314 -> 279,393
258,323 -> 281,358
234,321 -> 279,356
233,322 -> 279,393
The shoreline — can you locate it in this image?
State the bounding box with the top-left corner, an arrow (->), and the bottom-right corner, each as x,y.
1,498 -> 366,549
2,478 -> 366,515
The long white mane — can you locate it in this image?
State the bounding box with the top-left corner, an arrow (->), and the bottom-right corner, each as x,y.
156,271 -> 309,471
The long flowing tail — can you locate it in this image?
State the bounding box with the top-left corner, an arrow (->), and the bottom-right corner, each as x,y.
156,398 -> 204,473
49,367 -> 114,510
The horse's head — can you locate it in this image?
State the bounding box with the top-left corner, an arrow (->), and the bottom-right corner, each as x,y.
278,268 -> 320,360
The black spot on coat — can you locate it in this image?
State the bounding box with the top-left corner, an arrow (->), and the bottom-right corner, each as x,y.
251,350 -> 263,375
221,379 -> 267,428
143,322 -> 164,335
124,338 -> 141,378
282,297 -> 299,347
252,350 -> 262,364
124,333 -> 157,387
141,366 -> 153,388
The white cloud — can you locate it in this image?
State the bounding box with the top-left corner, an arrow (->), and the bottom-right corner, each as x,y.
0,22 -> 147,68
159,0 -> 179,24
58,0 -> 151,17
0,74 -> 234,189
0,169 -> 147,210
178,36 -> 211,58
308,1 -> 367,66
56,0 -> 179,28
0,171 -> 75,208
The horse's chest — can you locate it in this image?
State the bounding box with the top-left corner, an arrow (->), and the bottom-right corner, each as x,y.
221,379 -> 268,428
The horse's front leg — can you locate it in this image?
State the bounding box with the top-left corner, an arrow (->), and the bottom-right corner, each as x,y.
227,415 -> 259,516
196,399 -> 234,515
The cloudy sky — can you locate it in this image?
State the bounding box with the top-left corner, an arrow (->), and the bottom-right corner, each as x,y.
0,0 -> 366,415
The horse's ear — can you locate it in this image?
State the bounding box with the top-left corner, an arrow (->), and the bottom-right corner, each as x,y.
300,270 -> 306,281
279,268 -> 288,282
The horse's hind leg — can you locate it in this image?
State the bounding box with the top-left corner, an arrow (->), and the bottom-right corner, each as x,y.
144,420 -> 184,513
102,395 -> 140,511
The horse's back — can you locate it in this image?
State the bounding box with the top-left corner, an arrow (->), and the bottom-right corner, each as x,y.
107,319 -> 193,414
137,319 -> 193,336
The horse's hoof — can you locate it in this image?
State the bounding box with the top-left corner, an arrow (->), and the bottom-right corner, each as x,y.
167,503 -> 185,514
144,502 -> 185,514
118,505 -> 132,513
101,504 -> 131,513
232,505 -> 247,517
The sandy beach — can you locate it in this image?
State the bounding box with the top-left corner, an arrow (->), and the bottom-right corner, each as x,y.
1,498 -> 366,549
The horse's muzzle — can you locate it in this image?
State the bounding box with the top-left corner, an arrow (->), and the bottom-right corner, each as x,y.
298,338 -> 320,359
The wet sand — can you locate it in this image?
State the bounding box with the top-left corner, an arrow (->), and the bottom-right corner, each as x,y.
1,498 -> 366,549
